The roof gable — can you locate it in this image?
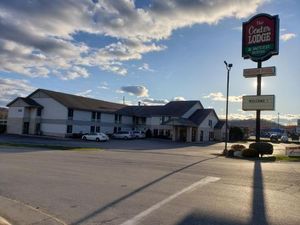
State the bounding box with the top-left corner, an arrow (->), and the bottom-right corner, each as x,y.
189,109 -> 218,125
7,97 -> 42,108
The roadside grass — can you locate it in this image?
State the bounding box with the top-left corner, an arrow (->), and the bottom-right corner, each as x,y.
0,142 -> 103,151
275,155 -> 300,162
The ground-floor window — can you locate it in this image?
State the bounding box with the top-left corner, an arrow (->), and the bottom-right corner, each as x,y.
96,126 -> 100,132
90,126 -> 95,133
67,125 -> 73,133
153,129 -> 158,137
209,131 -> 214,141
165,129 -> 170,137
159,129 -> 164,136
35,123 -> 41,135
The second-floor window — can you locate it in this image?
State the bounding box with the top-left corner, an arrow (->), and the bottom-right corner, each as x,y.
115,114 -> 122,124
96,112 -> 101,121
209,120 -> 212,128
68,109 -> 73,119
91,111 -> 96,121
37,108 -> 42,116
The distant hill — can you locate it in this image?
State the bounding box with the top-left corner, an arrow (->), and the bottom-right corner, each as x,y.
0,107 -> 8,119
229,119 -> 283,131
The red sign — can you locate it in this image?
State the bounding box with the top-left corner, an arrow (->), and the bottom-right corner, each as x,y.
242,14 -> 279,62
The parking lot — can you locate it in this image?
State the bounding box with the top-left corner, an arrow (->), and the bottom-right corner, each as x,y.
0,135 -> 299,225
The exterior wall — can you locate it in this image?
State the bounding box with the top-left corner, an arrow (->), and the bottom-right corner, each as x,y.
41,123 -> 66,137
198,112 -> 219,142
7,107 -> 25,134
182,102 -> 203,118
73,110 -> 91,121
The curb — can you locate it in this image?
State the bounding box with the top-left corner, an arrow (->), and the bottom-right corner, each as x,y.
0,216 -> 11,225
0,196 -> 66,225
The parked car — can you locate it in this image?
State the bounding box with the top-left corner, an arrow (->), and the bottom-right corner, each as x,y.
133,131 -> 146,139
270,134 -> 279,142
82,132 -> 109,142
112,131 -> 134,139
280,135 -> 289,143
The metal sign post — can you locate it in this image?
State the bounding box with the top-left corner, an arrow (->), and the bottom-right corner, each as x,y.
256,61 -> 262,142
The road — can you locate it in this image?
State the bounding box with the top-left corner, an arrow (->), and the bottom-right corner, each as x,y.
0,139 -> 299,225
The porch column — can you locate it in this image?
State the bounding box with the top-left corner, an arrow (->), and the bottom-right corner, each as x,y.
186,127 -> 192,142
172,126 -> 176,141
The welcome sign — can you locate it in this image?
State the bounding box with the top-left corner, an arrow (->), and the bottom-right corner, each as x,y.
242,14 -> 279,62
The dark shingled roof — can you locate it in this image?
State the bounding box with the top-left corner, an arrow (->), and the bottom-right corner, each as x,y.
7,97 -> 43,108
189,109 -> 216,125
214,120 -> 225,129
28,89 -> 125,113
163,118 -> 197,127
117,101 -> 202,117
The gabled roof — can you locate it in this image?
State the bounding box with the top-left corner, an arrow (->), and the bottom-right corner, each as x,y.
117,101 -> 201,117
189,109 -> 218,125
162,101 -> 202,116
215,120 -> 226,129
7,97 -> 43,108
116,105 -> 165,117
28,89 -> 125,113
163,118 -> 197,127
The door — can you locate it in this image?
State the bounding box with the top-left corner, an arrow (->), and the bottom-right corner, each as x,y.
200,130 -> 203,142
179,128 -> 187,142
23,122 -> 29,134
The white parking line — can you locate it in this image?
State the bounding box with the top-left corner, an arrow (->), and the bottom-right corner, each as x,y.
120,176 -> 220,225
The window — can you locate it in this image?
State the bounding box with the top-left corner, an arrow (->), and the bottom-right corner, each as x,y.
18,109 -> 23,112
67,125 -> 73,133
90,126 -> 95,133
209,120 -> 213,128
68,109 -> 73,119
37,108 -> 42,116
91,112 -> 96,121
115,114 -> 122,124
96,112 -> 101,121
96,126 -> 100,132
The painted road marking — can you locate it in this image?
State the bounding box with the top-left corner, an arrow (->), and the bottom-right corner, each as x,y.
120,176 -> 220,225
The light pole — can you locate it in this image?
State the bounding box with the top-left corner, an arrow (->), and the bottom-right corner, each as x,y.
224,61 -> 233,153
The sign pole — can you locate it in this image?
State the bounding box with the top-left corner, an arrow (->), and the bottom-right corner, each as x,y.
256,61 -> 262,142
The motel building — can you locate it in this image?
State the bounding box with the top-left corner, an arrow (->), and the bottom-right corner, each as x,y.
6,89 -> 226,143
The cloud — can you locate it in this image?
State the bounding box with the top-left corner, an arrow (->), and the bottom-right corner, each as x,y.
0,0 -> 265,78
138,63 -> 154,72
203,92 -> 242,103
0,78 -> 35,106
120,85 -> 149,97
98,81 -> 109,90
280,33 -> 296,42
141,98 -> 169,105
173,96 -> 186,101
75,89 -> 93,97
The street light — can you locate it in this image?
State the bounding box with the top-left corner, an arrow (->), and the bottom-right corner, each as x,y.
224,61 -> 233,154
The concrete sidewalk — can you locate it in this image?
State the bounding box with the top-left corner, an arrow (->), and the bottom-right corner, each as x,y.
0,196 -> 66,225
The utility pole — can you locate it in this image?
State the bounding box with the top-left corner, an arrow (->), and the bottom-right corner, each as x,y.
224,61 -> 233,153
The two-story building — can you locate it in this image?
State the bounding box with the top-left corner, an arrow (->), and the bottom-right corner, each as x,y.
7,89 -> 226,142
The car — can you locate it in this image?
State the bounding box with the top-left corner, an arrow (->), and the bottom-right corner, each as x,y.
133,131 -> 146,139
280,135 -> 289,143
112,131 -> 134,140
82,132 -> 109,142
270,134 -> 279,142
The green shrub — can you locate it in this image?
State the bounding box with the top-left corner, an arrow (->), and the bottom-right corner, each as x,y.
230,144 -> 246,151
242,148 -> 259,158
249,142 -> 273,157
227,149 -> 234,157
229,127 -> 244,141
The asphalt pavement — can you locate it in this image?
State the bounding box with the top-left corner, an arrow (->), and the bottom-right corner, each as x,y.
0,136 -> 299,225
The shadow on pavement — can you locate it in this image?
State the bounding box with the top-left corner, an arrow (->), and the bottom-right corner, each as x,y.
176,160 -> 268,225
70,156 -> 219,225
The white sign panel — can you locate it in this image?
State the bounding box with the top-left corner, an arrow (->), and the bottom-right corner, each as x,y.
243,66 -> 276,78
242,95 -> 275,111
286,146 -> 300,156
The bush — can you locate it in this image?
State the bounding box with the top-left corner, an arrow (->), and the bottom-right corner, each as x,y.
229,127 -> 244,141
242,148 -> 259,158
230,144 -> 246,151
249,142 -> 273,157
227,149 -> 234,157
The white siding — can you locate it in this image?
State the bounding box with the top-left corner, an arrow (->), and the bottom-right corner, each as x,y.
42,124 -> 66,136
122,116 -> 132,125
8,107 -> 25,118
198,111 -> 218,142
73,110 -> 91,121
73,125 -> 90,133
32,97 -> 67,120
102,113 -> 114,123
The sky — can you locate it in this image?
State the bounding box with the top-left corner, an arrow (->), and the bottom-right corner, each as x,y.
0,0 -> 299,125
